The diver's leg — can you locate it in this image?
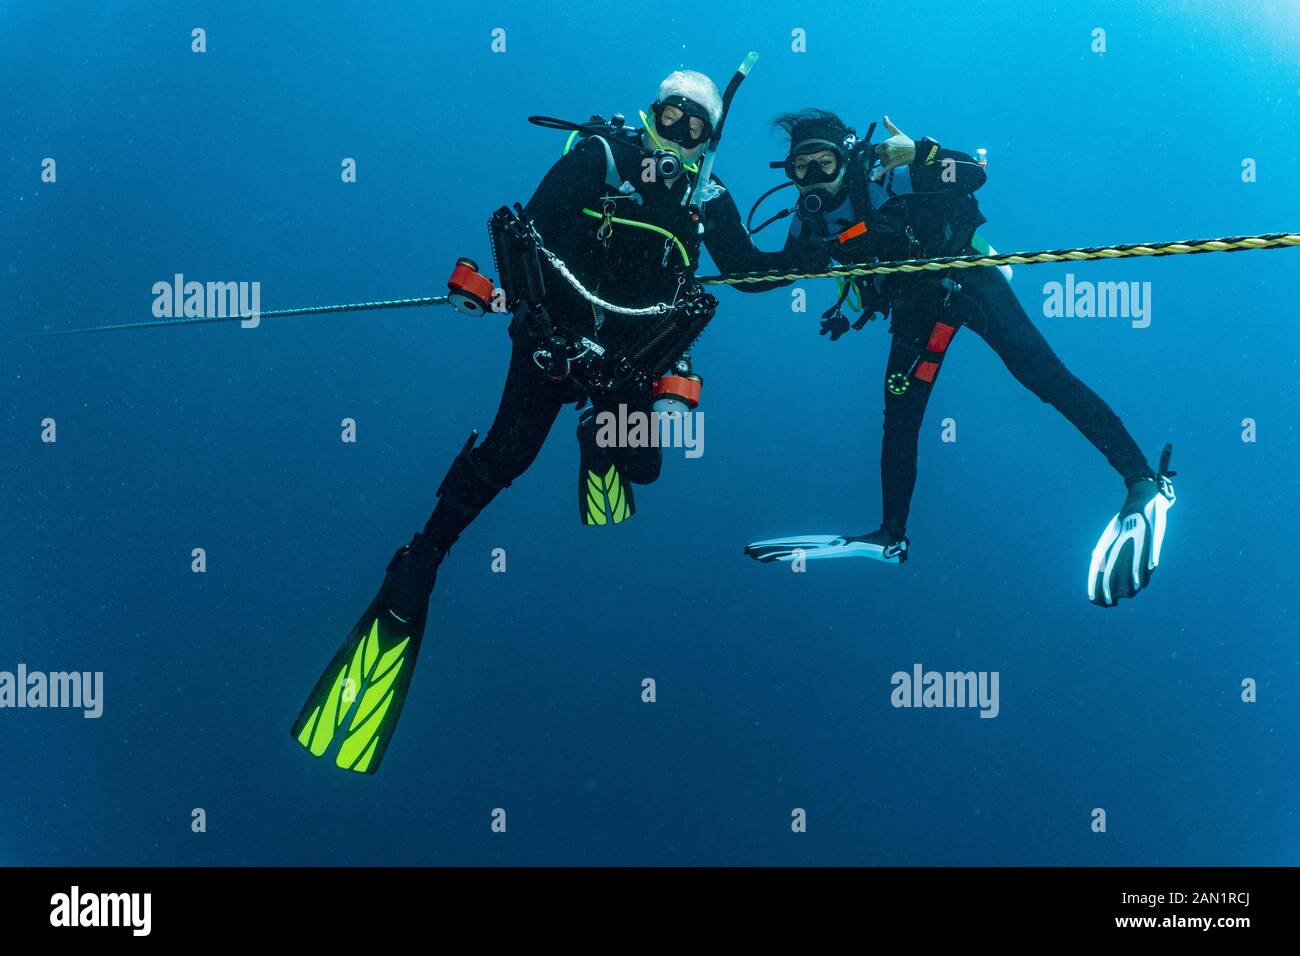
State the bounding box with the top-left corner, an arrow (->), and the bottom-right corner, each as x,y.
879,296 -> 950,539
609,385 -> 663,486
619,442 -> 664,485
292,345 -> 573,772
420,344 -> 573,557
959,267 -> 1153,482
574,388 -> 661,525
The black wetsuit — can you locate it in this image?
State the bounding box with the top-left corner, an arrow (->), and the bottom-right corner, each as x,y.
788,138 -> 1153,538
421,134 -> 800,555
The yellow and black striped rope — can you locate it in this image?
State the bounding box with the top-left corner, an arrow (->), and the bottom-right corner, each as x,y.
698,232 -> 1300,287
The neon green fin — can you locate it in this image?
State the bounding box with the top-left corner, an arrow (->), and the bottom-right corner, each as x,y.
577,409 -> 638,526
291,592 -> 426,774
581,462 -> 635,525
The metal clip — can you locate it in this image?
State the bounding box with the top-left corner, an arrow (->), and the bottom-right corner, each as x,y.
596,200 -> 615,244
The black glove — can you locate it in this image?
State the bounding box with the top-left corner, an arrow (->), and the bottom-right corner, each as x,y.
819,312 -> 851,341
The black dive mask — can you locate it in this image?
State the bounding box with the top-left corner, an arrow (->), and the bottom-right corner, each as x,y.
787,151 -> 842,184
780,136 -> 846,184
798,161 -> 840,185
652,96 -> 713,149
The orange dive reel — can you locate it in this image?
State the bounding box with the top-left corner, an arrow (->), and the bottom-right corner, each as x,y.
652,371 -> 703,415
446,258 -> 497,316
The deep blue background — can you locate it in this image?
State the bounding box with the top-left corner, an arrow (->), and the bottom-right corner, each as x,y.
2,1 -> 1297,865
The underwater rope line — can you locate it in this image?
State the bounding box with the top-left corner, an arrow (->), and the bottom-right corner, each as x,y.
33,243 -> 672,337
696,232 -> 1300,286
31,231 -> 1300,336
35,296 -> 449,336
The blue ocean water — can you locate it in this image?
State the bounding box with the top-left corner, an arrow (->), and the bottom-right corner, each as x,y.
2,1 -> 1297,866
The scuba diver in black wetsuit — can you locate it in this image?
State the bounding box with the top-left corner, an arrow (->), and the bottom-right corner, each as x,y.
743,109 -> 1176,608
292,64 -> 809,773
422,69 -> 801,557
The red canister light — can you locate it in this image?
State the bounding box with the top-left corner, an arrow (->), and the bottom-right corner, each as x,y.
447,258 -> 496,315
652,373 -> 703,410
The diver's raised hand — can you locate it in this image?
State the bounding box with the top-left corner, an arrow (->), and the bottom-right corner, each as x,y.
871,116 -> 916,181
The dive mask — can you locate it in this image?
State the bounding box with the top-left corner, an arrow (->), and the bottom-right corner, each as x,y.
779,138 -> 845,183
652,95 -> 714,149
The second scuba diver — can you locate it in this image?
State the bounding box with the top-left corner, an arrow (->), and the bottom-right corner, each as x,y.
743,110 -> 1176,608
292,66 -> 809,772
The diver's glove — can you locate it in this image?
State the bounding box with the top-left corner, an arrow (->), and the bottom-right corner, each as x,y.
1087,444 -> 1177,607
819,312 -> 851,341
